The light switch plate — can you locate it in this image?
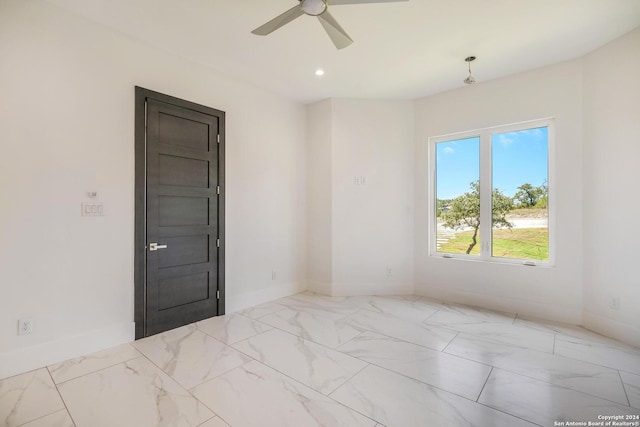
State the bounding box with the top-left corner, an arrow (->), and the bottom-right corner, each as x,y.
81,203 -> 104,216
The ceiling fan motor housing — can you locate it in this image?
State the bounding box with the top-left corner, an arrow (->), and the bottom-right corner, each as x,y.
300,0 -> 327,16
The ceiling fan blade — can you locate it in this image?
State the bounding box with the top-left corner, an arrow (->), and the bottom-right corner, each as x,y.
251,5 -> 305,36
317,11 -> 353,49
328,0 -> 408,4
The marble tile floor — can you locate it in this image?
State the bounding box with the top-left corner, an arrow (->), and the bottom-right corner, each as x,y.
1,292 -> 639,427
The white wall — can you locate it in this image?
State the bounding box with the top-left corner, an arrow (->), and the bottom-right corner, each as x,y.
306,100 -> 333,295
0,0 -> 307,378
330,99 -> 414,296
2,1 -> 638,381
414,60 -> 585,323
582,28 -> 640,347
306,99 -> 414,296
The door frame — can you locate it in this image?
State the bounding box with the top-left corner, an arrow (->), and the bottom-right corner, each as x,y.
134,86 -> 225,339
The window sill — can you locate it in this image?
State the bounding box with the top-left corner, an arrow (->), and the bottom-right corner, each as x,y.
432,253 -> 554,268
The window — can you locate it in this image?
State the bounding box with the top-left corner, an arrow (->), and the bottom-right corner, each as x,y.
430,119 -> 553,265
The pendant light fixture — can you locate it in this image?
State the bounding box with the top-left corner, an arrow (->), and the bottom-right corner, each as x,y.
464,56 -> 476,84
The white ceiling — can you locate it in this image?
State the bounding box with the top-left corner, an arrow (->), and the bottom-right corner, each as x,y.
45,0 -> 640,104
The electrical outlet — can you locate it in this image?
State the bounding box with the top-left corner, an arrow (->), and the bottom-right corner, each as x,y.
18,318 -> 33,335
610,297 -> 620,311
386,268 -> 393,277
271,270 -> 277,281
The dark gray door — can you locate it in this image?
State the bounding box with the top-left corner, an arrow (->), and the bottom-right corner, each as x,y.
135,87 -> 225,338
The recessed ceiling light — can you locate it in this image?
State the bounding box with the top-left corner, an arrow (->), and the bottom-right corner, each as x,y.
315,69 -> 325,77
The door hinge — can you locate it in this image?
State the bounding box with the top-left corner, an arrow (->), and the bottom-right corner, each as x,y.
216,185 -> 220,195
216,290 -> 220,299
216,238 -> 220,247
217,134 -> 220,144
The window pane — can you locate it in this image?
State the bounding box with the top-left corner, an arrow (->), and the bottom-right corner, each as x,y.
491,127 -> 549,261
435,137 -> 481,255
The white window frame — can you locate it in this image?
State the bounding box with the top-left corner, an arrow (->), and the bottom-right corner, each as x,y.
428,118 -> 556,267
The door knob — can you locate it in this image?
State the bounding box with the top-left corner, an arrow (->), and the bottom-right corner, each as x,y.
149,243 -> 168,251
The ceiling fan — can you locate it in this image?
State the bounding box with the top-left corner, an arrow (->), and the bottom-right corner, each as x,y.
252,0 -> 409,50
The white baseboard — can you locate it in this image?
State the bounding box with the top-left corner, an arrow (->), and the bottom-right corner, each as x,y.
331,281 -> 414,297
0,282 -> 308,380
0,321 -> 135,380
582,309 -> 640,348
226,281 -> 307,314
415,285 -> 582,325
307,280 -> 332,296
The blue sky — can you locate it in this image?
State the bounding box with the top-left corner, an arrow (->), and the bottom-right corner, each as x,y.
436,127 -> 548,200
